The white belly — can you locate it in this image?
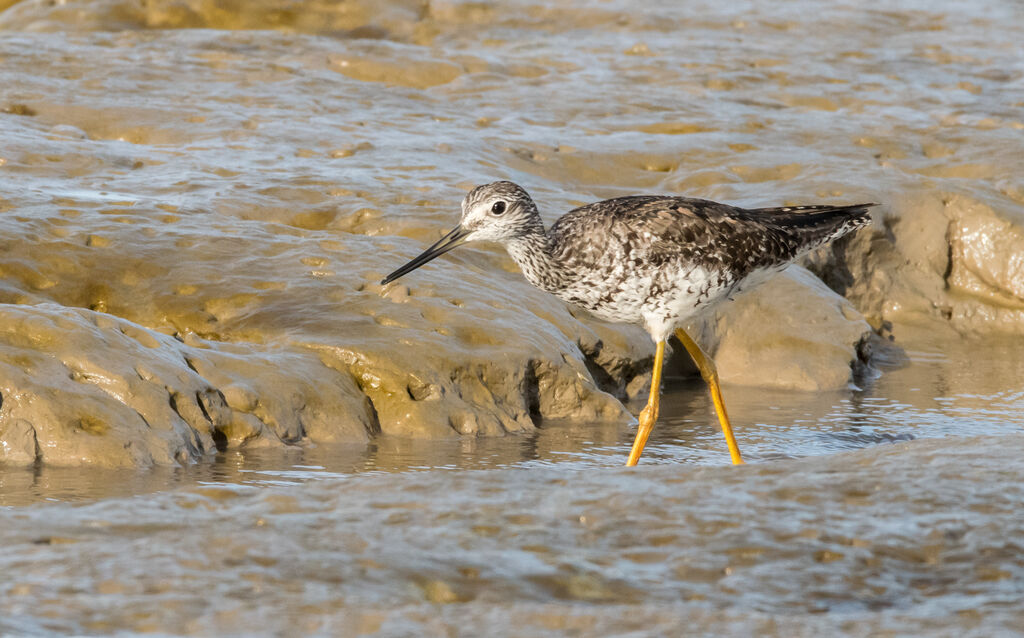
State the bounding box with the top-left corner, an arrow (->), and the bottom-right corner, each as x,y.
556,264 -> 785,342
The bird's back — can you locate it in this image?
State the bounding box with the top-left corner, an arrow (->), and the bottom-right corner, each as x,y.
543,195 -> 873,326
550,195 -> 871,271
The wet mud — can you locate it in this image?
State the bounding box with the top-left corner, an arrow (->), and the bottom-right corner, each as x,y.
1,0 -> 1023,633
2,0 -> 1022,464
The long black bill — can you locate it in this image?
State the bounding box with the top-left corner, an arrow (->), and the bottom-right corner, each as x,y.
381,225 -> 472,285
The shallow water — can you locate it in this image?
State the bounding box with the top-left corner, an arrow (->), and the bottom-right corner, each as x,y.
1,375 -> 1023,636
4,299 -> 1024,637
3,0 -> 1024,634
4,333 -> 1022,505
4,338 -> 1024,636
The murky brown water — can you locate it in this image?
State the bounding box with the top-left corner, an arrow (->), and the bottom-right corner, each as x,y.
3,0 -> 1024,635
3,338 -> 1024,636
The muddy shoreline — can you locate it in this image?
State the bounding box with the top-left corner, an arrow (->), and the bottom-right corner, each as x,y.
1,13 -> 1020,465
1,2 -> 1024,632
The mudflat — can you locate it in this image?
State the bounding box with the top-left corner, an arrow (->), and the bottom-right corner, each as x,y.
1,0 -> 1023,634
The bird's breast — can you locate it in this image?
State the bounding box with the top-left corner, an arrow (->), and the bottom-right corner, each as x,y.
554,262 -> 743,327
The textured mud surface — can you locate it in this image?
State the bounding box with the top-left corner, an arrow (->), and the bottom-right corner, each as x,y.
1,1 -> 1023,632
1,0 -> 1020,466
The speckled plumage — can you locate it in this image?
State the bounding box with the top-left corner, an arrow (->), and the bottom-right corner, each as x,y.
383,181 -> 874,342
474,183 -> 876,341
379,181 -> 876,466
379,181 -> 877,465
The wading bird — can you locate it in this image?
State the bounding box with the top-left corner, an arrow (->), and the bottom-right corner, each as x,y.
382,182 -> 874,466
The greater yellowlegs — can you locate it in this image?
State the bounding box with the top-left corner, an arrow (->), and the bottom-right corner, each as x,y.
382,181 -> 875,466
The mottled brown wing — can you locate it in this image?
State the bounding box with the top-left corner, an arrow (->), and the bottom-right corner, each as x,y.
623,198 -> 801,274
549,195 -> 872,278
549,196 -> 796,277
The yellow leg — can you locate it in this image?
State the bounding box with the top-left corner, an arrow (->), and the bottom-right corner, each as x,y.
674,329 -> 745,465
626,340 -> 665,466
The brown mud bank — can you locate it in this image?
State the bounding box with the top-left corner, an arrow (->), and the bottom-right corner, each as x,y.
1,0 -> 1023,466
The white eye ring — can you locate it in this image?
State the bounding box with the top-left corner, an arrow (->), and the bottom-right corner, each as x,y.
491,201 -> 507,215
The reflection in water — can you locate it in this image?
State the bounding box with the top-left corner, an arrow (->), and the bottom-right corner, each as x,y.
2,424 -> 1023,635
3,337 -> 1022,505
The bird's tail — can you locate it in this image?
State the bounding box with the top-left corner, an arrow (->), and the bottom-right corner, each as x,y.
751,203 -> 876,251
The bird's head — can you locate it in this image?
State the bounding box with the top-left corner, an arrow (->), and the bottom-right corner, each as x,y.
381,181 -> 541,284
457,181 -> 541,243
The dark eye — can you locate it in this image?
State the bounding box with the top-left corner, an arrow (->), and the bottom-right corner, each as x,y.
491,201 -> 507,215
